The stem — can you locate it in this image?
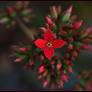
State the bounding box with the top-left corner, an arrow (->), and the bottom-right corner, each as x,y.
15,17 -> 35,40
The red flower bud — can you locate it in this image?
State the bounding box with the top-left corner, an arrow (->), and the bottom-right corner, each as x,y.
50,60 -> 55,64
66,5 -> 72,16
73,20 -> 83,30
57,80 -> 64,88
38,65 -> 45,73
65,60 -> 70,64
67,66 -> 74,74
42,71 -> 48,77
68,44 -> 73,50
14,58 -> 24,63
73,51 -> 78,57
40,27 -> 46,32
69,37 -> 74,42
46,16 -> 53,25
57,5 -> 62,14
43,79 -> 49,88
61,74 -> 69,82
29,60 -> 34,66
65,53 -> 70,58
18,48 -> 28,52
56,62 -> 62,70
40,55 -> 44,61
71,56 -> 75,61
37,75 -> 42,79
7,6 -> 13,14
50,6 -> 57,16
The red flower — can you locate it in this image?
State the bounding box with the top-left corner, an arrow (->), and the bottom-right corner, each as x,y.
35,29 -> 65,59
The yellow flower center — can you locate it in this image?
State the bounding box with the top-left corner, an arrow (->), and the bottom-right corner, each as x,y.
46,42 -> 52,47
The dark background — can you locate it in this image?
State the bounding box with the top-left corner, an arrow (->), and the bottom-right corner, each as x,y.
0,1 -> 92,91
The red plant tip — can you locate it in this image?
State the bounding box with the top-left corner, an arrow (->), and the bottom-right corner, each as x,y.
69,37 -> 74,42
71,15 -> 77,22
61,74 -> 69,82
38,65 -> 45,73
35,29 -> 65,59
46,16 -> 53,25
71,56 -> 75,61
50,6 -> 57,18
42,71 -> 48,77
37,75 -> 42,79
50,60 -> 55,64
86,27 -> 92,33
14,57 -> 24,63
29,60 -> 34,66
66,5 -> 72,16
73,51 -> 78,57
82,45 -> 92,50
73,20 -> 83,30
68,44 -> 73,50
43,79 -> 49,88
57,5 -> 62,14
56,62 -> 62,70
65,53 -> 70,58
57,80 -> 64,88
40,27 -> 46,32
67,66 -> 74,74
18,48 -> 28,52
65,60 -> 70,64
40,55 -> 44,61
7,6 -> 13,14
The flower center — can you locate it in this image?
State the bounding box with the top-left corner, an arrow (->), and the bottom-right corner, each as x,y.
46,42 -> 52,47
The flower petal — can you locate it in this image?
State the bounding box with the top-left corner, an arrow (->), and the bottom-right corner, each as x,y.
44,47 -> 54,60
44,29 -> 54,41
52,40 -> 65,48
35,39 -> 46,48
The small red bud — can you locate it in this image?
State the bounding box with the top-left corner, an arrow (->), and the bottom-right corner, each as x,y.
68,66 -> 74,74
65,60 -> 70,64
57,80 -> 64,88
57,5 -> 62,14
46,16 -> 53,25
50,60 -> 55,64
43,79 -> 49,88
61,74 -> 69,82
29,60 -> 34,66
40,27 -> 46,32
73,51 -> 78,57
40,55 -> 44,61
73,20 -> 83,30
68,44 -> 73,50
65,53 -> 70,58
69,37 -> 74,42
18,48 -> 28,52
38,65 -> 45,73
42,71 -> 48,77
37,75 -> 42,79
14,58 -> 24,63
7,6 -> 13,14
56,62 -> 62,70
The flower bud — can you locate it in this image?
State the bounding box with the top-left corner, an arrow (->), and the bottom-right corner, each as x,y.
43,78 -> 49,88
50,60 -> 55,64
65,53 -> 70,58
57,80 -> 64,88
46,16 -> 53,25
37,75 -> 42,79
50,6 -> 57,18
18,48 -> 28,52
40,55 -> 44,61
62,5 -> 72,22
69,37 -> 74,42
7,6 -> 13,14
38,65 -> 45,73
68,44 -> 73,50
57,5 -> 62,14
61,74 -> 69,82
82,45 -> 92,50
73,20 -> 83,30
40,27 -> 46,32
73,51 -> 78,57
65,60 -> 70,64
67,66 -> 74,74
42,70 -> 48,77
56,62 -> 62,70
29,60 -> 34,66
14,57 -> 24,63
